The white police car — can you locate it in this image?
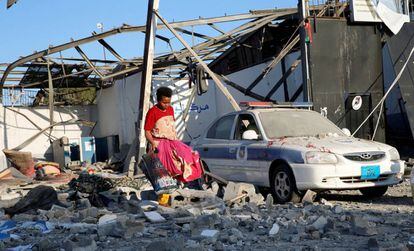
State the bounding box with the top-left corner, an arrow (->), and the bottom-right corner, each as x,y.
192,103 -> 404,203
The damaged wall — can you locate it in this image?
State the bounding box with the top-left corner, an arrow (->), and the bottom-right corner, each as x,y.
0,105 -> 95,171
309,19 -> 385,142
94,51 -> 303,145
210,51 -> 303,116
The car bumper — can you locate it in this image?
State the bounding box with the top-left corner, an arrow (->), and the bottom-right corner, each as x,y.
291,160 -> 404,190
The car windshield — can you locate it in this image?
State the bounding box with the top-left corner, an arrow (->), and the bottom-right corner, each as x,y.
259,110 -> 345,138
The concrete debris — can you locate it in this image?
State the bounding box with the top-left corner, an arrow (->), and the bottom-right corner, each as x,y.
301,190 -> 317,203
269,223 -> 280,236
311,216 -> 328,231
200,229 -> 219,238
0,178 -> 413,250
223,182 -> 264,205
63,235 -> 98,251
144,211 -> 166,223
265,194 -> 274,210
351,215 -> 378,236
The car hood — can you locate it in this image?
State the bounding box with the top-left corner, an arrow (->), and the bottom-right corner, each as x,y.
274,136 -> 392,155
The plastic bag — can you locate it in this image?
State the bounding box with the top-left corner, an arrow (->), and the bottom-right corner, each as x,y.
139,153 -> 177,195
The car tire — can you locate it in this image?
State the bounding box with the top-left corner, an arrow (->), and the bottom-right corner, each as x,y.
270,163 -> 301,203
359,186 -> 388,198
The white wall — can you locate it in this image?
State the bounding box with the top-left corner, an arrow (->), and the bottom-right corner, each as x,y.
0,105 -> 95,171
94,73 -> 141,146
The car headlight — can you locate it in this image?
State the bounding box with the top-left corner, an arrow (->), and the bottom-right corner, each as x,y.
388,147 -> 400,161
305,151 -> 338,164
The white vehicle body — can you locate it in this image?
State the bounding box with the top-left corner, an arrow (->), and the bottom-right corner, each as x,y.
192,108 -> 404,191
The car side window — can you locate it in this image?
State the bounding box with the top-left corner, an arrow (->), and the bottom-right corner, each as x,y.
234,114 -> 261,140
207,115 -> 236,139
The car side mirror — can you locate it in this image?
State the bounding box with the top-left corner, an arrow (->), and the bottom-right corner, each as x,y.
342,128 -> 351,137
242,130 -> 259,140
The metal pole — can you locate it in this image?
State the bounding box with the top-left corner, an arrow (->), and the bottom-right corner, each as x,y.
46,56 -> 54,127
299,0 -> 311,102
100,25 -> 107,62
134,0 -> 159,176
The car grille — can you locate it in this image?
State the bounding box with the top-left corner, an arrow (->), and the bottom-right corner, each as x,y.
343,151 -> 385,162
340,174 -> 392,183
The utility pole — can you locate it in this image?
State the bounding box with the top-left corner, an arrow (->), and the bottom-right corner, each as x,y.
133,0 -> 159,176
299,0 -> 311,102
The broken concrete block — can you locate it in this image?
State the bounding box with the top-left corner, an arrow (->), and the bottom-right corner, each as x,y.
223,182 -> 256,202
75,198 -> 91,209
144,211 -> 166,223
265,194 -> 274,211
185,206 -> 202,216
351,216 -> 377,236
139,200 -> 158,212
210,182 -> 219,195
301,190 -> 317,203
98,214 -> 117,225
269,223 -> 280,236
200,229 -> 219,238
79,207 -> 99,219
63,235 -> 97,251
311,216 -> 328,231
333,205 -> 343,214
320,198 -> 333,207
124,220 -> 145,239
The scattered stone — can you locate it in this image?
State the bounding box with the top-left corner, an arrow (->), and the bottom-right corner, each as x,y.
223,182 -> 256,202
63,235 -> 97,251
200,229 -> 219,238
302,190 -> 317,203
333,205 -> 343,214
351,216 -> 378,236
269,223 -> 280,236
311,216 -> 328,231
144,211 -> 166,223
265,194 -> 274,210
210,182 -> 220,195
320,198 -> 333,207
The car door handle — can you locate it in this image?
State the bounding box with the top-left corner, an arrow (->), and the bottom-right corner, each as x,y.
229,147 -> 237,154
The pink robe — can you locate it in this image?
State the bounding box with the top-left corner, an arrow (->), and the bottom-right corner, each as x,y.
156,139 -> 203,182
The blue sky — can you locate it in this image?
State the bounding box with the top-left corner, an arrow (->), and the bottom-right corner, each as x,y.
0,0 -> 298,63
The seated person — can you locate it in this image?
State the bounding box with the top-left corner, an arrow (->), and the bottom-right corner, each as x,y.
144,87 -> 202,183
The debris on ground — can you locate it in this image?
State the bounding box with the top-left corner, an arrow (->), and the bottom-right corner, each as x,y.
1,164 -> 414,250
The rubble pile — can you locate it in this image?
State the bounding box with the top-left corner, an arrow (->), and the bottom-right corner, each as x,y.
0,176 -> 414,250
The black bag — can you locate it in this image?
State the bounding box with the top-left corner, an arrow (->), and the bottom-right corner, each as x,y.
139,153 -> 177,195
4,186 -> 64,216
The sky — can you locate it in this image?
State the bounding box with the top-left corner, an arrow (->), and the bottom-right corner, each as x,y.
0,0 -> 298,64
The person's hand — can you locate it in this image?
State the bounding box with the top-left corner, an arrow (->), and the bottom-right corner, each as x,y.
150,141 -> 159,153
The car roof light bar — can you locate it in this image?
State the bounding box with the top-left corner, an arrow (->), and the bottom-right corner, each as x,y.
240,101 -> 313,109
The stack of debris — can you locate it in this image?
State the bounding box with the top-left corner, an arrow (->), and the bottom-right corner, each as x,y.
1,166 -> 414,250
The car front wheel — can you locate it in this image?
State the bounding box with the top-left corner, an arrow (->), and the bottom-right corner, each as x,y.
359,186 -> 388,198
270,163 -> 301,203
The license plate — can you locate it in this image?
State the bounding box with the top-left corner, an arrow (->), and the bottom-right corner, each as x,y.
361,165 -> 380,180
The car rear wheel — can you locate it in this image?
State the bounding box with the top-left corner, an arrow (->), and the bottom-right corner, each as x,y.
270,163 -> 301,203
359,186 -> 388,198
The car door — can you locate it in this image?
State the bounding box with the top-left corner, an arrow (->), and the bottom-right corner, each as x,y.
197,114 -> 238,180
232,113 -> 265,184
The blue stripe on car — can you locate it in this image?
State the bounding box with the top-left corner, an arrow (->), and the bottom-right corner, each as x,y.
196,147 -> 237,160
